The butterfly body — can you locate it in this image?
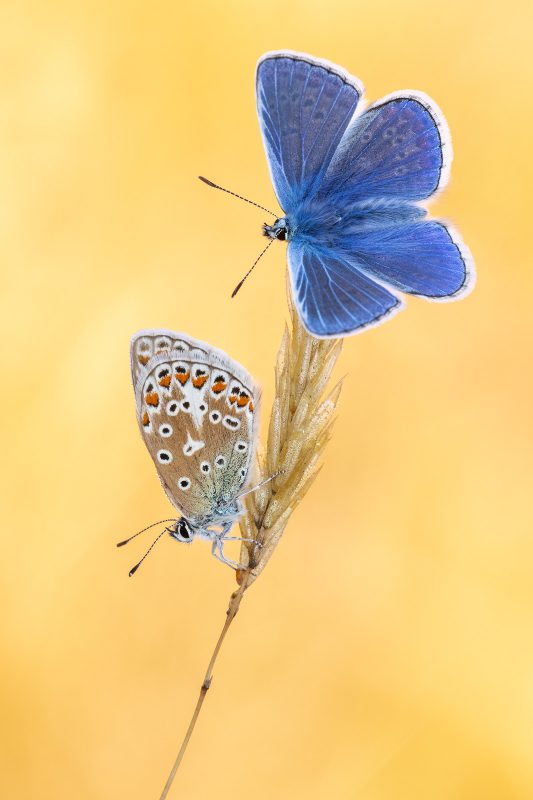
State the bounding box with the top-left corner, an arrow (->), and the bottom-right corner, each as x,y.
265,198 -> 426,244
256,50 -> 475,337
131,329 -> 260,568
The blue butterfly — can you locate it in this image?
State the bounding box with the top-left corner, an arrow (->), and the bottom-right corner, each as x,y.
255,50 -> 475,337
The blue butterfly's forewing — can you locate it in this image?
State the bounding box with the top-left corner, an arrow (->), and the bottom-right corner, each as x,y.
288,240 -> 403,337
256,52 -> 362,213
318,94 -> 450,204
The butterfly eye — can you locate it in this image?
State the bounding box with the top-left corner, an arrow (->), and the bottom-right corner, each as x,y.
175,519 -> 192,541
159,424 -> 172,437
178,477 -> 191,490
157,450 -> 173,464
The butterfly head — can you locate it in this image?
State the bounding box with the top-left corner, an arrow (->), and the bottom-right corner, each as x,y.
169,518 -> 195,544
263,217 -> 290,242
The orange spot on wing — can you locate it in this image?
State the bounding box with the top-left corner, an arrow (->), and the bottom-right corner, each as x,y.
138,355 -> 149,365
192,375 -> 208,388
142,411 -> 150,426
176,372 -> 190,385
237,394 -> 249,408
248,400 -> 254,412
212,381 -> 226,394
146,392 -> 159,407
159,374 -> 171,387
229,394 -> 238,404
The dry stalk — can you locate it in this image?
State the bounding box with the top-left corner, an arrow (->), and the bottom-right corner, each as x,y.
159,293 -> 342,799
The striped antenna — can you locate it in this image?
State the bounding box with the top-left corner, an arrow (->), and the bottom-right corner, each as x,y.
116,519 -> 176,548
199,176 -> 277,217
128,528 -> 170,577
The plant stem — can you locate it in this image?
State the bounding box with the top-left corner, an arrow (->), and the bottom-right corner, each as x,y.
158,572 -> 252,800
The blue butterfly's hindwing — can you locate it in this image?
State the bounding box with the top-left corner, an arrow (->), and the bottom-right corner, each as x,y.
336,221 -> 472,299
288,240 -> 403,338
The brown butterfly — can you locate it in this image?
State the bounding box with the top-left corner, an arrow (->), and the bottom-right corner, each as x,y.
123,329 -> 262,572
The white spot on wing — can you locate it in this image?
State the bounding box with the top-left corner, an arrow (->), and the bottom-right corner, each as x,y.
183,432 -> 205,457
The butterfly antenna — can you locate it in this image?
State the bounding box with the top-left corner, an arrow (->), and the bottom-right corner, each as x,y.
128,529 -> 169,577
231,238 -> 275,298
116,519 -> 176,548
237,470 -> 284,499
198,176 -> 277,217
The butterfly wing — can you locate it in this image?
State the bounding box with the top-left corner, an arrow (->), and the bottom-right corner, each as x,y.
288,240 -> 403,337
318,92 -> 451,204
336,221 -> 473,299
131,330 -> 260,525
256,51 -> 363,213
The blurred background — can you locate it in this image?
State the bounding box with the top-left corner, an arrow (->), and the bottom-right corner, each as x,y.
1,1 -> 532,798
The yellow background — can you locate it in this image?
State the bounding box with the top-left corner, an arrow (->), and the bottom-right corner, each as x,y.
2,1 -> 532,798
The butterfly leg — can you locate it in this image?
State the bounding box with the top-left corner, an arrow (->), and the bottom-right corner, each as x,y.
221,536 -> 262,547
210,538 -> 243,570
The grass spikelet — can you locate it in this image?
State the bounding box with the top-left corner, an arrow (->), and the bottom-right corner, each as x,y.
237,293 -> 343,583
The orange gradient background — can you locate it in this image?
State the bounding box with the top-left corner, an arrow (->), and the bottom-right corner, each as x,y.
2,2 -> 532,798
